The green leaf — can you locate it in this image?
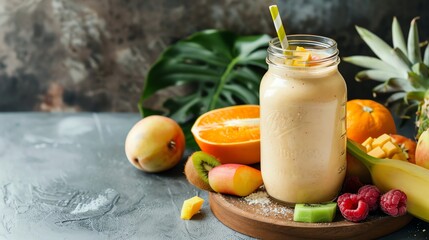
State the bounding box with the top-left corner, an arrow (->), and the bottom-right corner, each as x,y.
342,56 -> 397,73
406,91 -> 426,102
355,26 -> 412,74
392,48 -> 412,74
398,102 -> 419,127
408,70 -> 429,90
222,84 -> 258,104
412,63 -> 429,79
355,26 -> 394,65
181,123 -> 200,151
386,92 -> 406,103
373,82 -> 402,94
138,30 -> 270,147
388,77 -> 416,92
392,17 -> 407,55
372,77 -> 414,96
424,43 -> 429,66
355,70 -> 398,82
407,17 -> 422,64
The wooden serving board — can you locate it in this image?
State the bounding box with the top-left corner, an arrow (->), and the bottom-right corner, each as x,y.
209,190 -> 413,240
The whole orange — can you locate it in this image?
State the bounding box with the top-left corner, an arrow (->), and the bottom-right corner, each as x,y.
346,99 -> 396,144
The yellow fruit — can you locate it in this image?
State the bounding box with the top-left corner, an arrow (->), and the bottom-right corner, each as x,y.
347,139 -> 429,222
125,115 -> 185,172
180,196 -> 204,220
362,134 -> 407,161
292,46 -> 312,67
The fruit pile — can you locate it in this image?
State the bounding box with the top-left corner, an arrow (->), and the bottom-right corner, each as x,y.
346,99 -> 429,223
181,105 -> 264,220
124,100 -> 429,222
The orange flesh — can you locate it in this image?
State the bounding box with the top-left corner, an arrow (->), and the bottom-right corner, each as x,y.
195,106 -> 260,143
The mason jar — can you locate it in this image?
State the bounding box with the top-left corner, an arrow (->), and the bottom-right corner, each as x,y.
259,35 -> 347,204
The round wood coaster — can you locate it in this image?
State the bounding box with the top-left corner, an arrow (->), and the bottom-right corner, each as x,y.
209,190 -> 413,240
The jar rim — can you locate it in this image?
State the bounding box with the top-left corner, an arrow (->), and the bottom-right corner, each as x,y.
269,34 -> 337,53
267,35 -> 339,68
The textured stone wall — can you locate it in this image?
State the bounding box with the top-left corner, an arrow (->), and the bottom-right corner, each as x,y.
0,0 -> 428,112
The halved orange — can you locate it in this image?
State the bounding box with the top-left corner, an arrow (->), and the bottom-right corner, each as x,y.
191,105 -> 260,164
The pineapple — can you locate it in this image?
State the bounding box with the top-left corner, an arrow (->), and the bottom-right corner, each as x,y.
344,17 -> 429,139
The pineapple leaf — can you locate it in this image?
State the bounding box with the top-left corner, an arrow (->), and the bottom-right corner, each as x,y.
424,44 -> 429,66
386,77 -> 415,92
401,102 -> 419,117
412,63 -> 429,78
355,26 -> 400,68
386,92 -> 406,104
373,82 -> 402,94
406,91 -> 426,103
408,71 -> 428,90
392,17 -> 407,54
407,17 -> 422,64
398,102 -> 418,127
355,70 -> 399,82
342,56 -> 397,73
392,48 -> 413,73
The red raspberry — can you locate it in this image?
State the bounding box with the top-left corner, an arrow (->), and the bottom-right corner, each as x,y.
337,193 -> 369,222
358,185 -> 380,211
342,176 -> 364,193
380,189 -> 407,217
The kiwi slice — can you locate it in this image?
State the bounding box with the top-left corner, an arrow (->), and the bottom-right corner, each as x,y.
293,202 -> 337,223
184,151 -> 221,191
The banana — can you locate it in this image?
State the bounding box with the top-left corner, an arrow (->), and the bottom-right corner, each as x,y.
347,139 -> 429,222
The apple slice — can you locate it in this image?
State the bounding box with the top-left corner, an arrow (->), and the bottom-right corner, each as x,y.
208,164 -> 263,197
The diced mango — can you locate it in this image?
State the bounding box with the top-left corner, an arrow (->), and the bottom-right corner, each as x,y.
292,46 -> 312,67
365,145 -> 371,152
363,134 -> 408,161
367,146 -> 386,158
391,152 -> 407,161
372,134 -> 391,148
180,196 -> 204,220
382,141 -> 400,157
362,137 -> 374,148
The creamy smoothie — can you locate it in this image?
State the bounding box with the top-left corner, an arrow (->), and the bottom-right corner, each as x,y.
260,36 -> 347,204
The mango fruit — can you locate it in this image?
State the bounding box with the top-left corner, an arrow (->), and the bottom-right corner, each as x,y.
180,196 -> 204,220
362,134 -> 407,161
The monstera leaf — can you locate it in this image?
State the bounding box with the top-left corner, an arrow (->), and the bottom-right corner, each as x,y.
139,29 -> 270,148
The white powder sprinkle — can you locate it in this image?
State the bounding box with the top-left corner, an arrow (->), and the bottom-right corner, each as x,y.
244,191 -> 271,206
243,188 -> 294,218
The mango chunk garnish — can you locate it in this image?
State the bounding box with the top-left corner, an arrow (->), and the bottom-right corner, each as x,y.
180,196 -> 204,220
292,46 -> 312,67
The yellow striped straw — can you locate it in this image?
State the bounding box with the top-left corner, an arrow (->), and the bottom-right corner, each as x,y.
269,5 -> 289,50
